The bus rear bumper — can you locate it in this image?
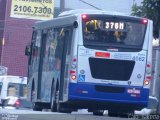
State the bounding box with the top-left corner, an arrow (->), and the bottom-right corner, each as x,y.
68,83 -> 149,111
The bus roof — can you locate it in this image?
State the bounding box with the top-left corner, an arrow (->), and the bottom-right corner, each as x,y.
59,9 -> 147,20
34,15 -> 77,30
33,9 -> 150,30
59,9 -> 126,17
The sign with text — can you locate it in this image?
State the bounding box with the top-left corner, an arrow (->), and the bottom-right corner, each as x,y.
105,22 -> 125,30
11,0 -> 54,20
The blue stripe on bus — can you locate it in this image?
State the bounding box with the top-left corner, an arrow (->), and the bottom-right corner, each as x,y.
68,83 -> 149,106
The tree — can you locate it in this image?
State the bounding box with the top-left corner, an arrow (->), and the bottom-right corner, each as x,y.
131,0 -> 160,38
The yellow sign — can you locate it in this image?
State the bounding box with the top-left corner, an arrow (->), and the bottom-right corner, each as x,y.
11,0 -> 54,20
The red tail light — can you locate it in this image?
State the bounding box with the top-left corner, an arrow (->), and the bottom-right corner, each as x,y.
141,19 -> 148,25
15,100 -> 20,107
146,76 -> 151,80
70,57 -> 77,82
82,14 -> 87,19
70,70 -> 76,74
147,64 -> 151,68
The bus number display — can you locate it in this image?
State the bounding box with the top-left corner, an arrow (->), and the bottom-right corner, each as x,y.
105,22 -> 124,30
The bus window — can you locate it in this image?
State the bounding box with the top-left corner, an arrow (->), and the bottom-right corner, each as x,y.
32,31 -> 41,65
55,28 -> 66,70
82,16 -> 146,48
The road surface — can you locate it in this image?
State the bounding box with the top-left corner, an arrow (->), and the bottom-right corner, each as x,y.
0,108 -> 149,120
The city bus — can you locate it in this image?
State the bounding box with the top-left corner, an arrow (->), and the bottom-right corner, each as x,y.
25,9 -> 153,115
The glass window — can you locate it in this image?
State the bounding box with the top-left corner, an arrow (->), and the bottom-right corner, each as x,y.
82,15 -> 146,48
7,83 -> 27,98
32,30 -> 42,72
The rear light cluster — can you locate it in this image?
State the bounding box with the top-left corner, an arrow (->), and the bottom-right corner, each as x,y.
144,63 -> 151,87
15,99 -> 20,107
70,57 -> 77,82
141,19 -> 148,25
82,14 -> 87,19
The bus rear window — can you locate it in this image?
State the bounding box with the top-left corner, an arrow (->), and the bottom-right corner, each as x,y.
82,15 -> 146,47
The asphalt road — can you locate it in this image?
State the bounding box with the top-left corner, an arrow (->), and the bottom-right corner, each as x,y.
0,109 -> 148,120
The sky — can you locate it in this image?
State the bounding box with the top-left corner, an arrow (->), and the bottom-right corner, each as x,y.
54,0 -> 142,15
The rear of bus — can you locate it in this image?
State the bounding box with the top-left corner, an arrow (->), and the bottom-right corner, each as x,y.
68,14 -> 153,111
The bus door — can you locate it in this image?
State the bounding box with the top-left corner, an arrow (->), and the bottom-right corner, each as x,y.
38,27 -> 73,102
55,27 -> 73,101
39,28 -> 57,101
37,30 -> 47,100
28,30 -> 42,101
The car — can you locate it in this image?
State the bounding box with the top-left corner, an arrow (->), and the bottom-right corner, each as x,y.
1,96 -> 32,110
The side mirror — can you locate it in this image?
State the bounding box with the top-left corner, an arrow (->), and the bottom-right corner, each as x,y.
25,45 -> 31,56
73,21 -> 78,28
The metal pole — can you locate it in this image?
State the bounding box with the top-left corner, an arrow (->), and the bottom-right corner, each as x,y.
60,0 -> 65,12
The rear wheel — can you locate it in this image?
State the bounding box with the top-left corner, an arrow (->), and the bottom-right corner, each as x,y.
33,102 -> 43,111
93,110 -> 104,116
57,102 -> 72,113
108,110 -> 121,117
108,110 -> 134,118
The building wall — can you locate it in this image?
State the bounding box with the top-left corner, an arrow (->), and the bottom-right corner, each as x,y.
1,0 -> 36,76
0,0 -> 7,63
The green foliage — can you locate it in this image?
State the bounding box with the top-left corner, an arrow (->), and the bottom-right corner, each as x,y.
131,0 -> 160,38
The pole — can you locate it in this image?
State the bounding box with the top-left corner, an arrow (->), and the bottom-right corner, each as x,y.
60,0 -> 65,12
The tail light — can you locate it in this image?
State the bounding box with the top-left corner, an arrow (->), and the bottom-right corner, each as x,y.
70,57 -> 77,83
141,19 -> 148,25
144,80 -> 150,85
82,14 -> 87,19
144,63 -> 151,88
15,99 -> 20,107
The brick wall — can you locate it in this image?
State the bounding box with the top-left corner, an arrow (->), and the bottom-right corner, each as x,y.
1,1 -> 60,76
0,0 -> 7,63
1,0 -> 37,76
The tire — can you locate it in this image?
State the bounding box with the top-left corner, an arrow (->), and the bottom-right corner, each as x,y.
108,111 -> 119,117
57,102 -> 72,113
33,102 -> 43,111
156,102 -> 160,114
108,110 -> 134,118
93,110 -> 104,116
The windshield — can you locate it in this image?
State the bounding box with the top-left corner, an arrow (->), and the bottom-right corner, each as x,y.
82,15 -> 147,48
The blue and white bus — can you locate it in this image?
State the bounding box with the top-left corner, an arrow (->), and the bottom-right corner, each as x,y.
25,9 -> 153,115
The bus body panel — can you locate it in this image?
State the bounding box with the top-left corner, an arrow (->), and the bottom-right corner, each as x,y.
68,83 -> 149,106
77,45 -> 147,87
